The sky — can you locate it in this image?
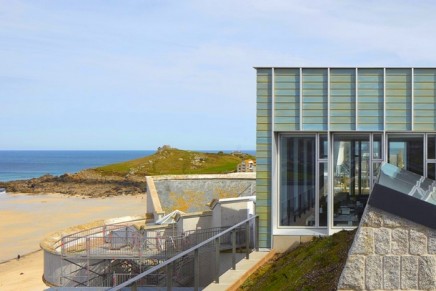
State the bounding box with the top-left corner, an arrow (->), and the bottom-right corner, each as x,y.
2,0 -> 436,150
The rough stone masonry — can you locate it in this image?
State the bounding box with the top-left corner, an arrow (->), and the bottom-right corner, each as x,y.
338,205 -> 436,290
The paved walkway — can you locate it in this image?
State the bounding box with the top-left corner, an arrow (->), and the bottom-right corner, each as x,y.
203,250 -> 275,291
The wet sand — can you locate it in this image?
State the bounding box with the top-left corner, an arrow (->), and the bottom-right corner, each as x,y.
0,192 -> 146,290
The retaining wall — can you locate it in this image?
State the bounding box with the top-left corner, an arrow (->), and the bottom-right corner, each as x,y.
338,205 -> 436,290
150,173 -> 255,214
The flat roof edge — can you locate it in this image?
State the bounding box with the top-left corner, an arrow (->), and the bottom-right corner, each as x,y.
253,66 -> 436,69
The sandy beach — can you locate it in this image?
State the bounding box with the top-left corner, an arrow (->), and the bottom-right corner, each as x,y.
0,192 -> 147,291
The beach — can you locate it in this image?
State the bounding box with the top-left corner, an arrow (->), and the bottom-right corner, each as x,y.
0,192 -> 146,291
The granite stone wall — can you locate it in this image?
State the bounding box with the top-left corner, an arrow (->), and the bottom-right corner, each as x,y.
338,205 -> 436,290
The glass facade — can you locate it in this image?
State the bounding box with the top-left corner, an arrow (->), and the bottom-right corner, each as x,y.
256,67 -> 436,249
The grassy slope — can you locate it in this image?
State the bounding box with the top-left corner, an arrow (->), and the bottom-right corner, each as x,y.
239,230 -> 356,291
91,148 -> 255,177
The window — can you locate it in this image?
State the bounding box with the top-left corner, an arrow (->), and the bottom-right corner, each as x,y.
279,135 -> 316,226
388,135 -> 424,176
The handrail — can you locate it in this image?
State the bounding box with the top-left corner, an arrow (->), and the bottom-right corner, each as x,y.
108,215 -> 258,291
52,218 -> 149,249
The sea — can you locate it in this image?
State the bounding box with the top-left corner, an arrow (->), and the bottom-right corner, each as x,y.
0,150 -> 256,182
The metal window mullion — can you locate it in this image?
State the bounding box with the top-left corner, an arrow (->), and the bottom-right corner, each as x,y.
369,134 -> 374,191
411,68 -> 415,131
328,131 -> 333,235
315,134 -> 320,227
424,133 -> 428,177
274,134 -> 280,230
355,68 -> 358,130
383,68 -> 386,130
272,68 -> 275,133
300,68 -> 303,130
327,68 -> 330,131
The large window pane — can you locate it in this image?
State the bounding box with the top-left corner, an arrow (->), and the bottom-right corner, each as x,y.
428,135 -> 436,160
333,135 -> 369,226
428,163 -> 436,180
388,136 -> 423,176
319,162 -> 328,227
373,134 -> 382,159
319,134 -> 328,159
280,136 -> 316,226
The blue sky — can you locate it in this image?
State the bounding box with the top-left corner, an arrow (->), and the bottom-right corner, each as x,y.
1,0 -> 436,150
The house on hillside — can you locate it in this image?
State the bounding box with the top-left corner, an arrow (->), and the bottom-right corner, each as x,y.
237,159 -> 256,172
255,67 -> 436,250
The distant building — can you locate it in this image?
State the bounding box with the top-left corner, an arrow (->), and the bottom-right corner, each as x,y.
237,159 -> 256,172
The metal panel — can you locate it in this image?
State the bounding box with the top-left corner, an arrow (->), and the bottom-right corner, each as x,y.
414,68 -> 436,130
385,68 -> 412,130
274,68 -> 300,131
330,68 -> 355,130
256,68 -> 272,248
302,68 -> 328,130
357,68 -> 384,130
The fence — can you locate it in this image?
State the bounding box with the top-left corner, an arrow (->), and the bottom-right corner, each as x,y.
108,215 -> 259,291
44,217 -> 255,288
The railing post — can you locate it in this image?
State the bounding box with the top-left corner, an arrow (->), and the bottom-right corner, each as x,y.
86,237 -> 90,287
231,230 -> 236,270
245,221 -> 250,259
166,262 -> 173,291
215,237 -> 220,283
61,236 -> 65,256
194,249 -> 199,291
255,215 -> 259,251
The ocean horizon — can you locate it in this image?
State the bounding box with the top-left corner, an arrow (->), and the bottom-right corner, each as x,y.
0,150 -> 255,182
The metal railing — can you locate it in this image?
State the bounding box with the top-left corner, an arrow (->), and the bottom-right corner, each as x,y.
53,218 -> 148,251
108,215 -> 259,291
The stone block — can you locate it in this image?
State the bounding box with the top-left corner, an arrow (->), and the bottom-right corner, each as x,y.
391,228 -> 408,255
401,256 -> 418,289
382,211 -> 415,228
361,205 -> 383,227
338,255 -> 365,290
350,227 -> 374,255
409,229 -> 427,255
365,255 -> 382,290
383,256 -> 400,290
429,230 -> 436,255
418,256 -> 436,290
374,228 -> 391,255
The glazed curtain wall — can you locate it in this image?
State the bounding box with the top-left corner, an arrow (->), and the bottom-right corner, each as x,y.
256,67 -> 436,249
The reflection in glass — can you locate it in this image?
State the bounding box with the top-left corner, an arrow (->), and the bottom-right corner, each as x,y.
388,136 -> 423,176
428,163 -> 436,180
373,134 -> 382,159
319,162 -> 328,226
377,163 -> 436,205
373,162 -> 381,190
280,136 -> 316,226
428,135 -> 436,160
333,135 -> 369,226
319,134 -> 328,159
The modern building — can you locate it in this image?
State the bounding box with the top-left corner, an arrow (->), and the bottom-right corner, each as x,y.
255,67 -> 436,250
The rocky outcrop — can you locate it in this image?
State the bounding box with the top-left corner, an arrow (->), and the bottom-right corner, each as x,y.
0,170 -> 146,197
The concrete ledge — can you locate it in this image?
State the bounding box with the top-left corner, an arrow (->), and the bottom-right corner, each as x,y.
203,250 -> 276,291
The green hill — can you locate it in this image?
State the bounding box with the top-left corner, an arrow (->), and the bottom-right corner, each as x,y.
91,146 -> 255,177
